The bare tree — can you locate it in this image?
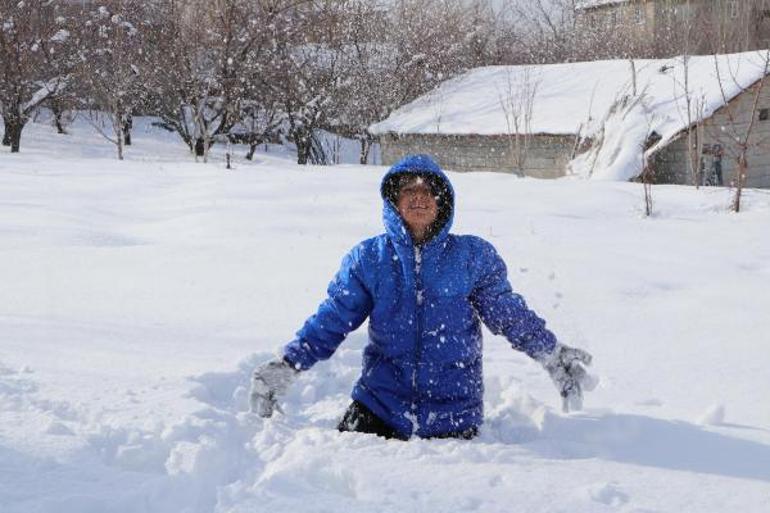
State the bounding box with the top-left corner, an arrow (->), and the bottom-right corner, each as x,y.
233,100 -> 284,160
332,0 -> 499,164
712,51 -> 770,212
668,54 -> 707,187
497,66 -> 539,176
504,0 -> 653,63
640,123 -> 661,218
505,0 -> 580,62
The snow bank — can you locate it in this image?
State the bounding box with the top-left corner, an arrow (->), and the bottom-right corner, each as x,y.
1,117 -> 770,512
568,90 -> 655,181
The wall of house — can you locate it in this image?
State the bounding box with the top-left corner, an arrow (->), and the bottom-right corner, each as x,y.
654,81 -> 770,188
379,134 -> 576,177
581,0 -> 655,27
707,79 -> 770,188
578,1 -> 656,46
692,0 -> 764,54
651,136 -> 691,184
580,0 -> 770,57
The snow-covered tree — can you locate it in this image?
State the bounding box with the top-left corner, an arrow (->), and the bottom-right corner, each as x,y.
138,0 -> 500,165
0,0 -> 76,152
254,1 -> 346,165
331,0 -> 499,164
231,100 -> 284,160
78,1 -> 148,160
142,0 -> 299,162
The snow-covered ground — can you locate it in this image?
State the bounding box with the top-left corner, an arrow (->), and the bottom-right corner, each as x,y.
1,116 -> 770,513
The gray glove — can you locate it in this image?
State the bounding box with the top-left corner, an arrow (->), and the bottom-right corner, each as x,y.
538,343 -> 595,413
249,358 -> 299,417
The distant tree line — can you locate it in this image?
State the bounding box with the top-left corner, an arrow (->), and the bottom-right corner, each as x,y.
1,0 -> 501,162
2,0 -> 762,163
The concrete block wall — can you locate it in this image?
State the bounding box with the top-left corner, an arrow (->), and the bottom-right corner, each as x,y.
380,133 -> 575,179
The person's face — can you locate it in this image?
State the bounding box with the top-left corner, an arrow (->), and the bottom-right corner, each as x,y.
396,177 -> 438,239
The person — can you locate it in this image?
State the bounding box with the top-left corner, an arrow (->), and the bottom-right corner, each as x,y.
712,144 -> 724,186
701,144 -> 725,187
249,154 -> 593,440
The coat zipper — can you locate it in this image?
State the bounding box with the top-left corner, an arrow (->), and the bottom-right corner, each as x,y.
412,244 -> 424,435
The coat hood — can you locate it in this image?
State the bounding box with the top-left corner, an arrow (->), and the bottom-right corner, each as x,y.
380,154 -> 455,247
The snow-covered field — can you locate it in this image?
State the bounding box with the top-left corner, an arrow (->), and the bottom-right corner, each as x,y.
1,117 -> 770,513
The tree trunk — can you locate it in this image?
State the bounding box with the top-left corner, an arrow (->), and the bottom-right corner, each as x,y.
54,112 -> 66,134
733,153 -> 748,213
4,116 -> 24,153
2,113 -> 11,146
295,132 -> 311,165
116,115 -> 125,161
246,143 -> 257,160
111,108 -> 125,160
9,124 -> 22,152
117,132 -> 124,160
359,137 -> 371,165
194,137 -> 205,157
51,101 -> 67,135
296,145 -> 309,164
122,114 -> 133,146
203,131 -> 210,163
49,96 -> 69,135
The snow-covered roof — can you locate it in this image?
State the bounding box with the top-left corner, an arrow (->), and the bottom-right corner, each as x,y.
575,0 -> 630,9
369,52 -> 770,143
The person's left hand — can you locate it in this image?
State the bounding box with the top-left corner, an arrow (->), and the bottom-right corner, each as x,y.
538,343 -> 596,412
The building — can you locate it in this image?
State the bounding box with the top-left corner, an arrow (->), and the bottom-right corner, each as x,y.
369,52 -> 770,188
576,0 -> 770,56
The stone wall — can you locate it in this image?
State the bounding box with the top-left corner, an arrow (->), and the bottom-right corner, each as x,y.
579,0 -> 770,56
379,133 -> 576,178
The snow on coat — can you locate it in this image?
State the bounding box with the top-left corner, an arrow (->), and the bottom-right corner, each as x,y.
283,154 -> 557,438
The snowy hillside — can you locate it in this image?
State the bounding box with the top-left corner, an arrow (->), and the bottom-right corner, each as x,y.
1,117 -> 770,513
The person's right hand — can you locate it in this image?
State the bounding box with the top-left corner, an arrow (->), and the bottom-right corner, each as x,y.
249,358 -> 299,417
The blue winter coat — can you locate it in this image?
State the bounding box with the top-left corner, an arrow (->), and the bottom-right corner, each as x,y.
283,154 -> 557,438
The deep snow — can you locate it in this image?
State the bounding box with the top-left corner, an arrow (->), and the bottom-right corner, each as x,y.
1,115 -> 769,513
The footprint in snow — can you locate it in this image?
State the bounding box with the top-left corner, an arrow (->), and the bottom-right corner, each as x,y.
584,481 -> 630,507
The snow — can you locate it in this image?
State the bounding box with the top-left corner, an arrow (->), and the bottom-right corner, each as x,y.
576,0 -> 629,9
569,52 -> 770,181
1,114 -> 770,512
21,78 -> 69,114
50,29 -> 70,43
369,52 -> 768,138
370,52 -> 770,182
698,404 -> 727,426
569,91 -> 654,181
